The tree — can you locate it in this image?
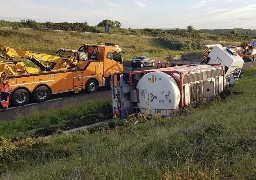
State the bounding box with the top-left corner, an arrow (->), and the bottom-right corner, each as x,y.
97,19 -> 121,28
114,21 -> 121,28
187,25 -> 194,33
232,29 -> 238,35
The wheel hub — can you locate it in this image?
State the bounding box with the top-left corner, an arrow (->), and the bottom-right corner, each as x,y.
15,93 -> 27,104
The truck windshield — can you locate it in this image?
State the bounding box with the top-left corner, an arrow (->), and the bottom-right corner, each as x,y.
107,52 -> 123,63
226,48 -> 237,56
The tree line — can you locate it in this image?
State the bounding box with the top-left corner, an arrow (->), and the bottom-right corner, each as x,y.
0,19 -> 122,32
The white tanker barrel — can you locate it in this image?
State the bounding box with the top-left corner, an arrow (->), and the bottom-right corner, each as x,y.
136,71 -> 180,116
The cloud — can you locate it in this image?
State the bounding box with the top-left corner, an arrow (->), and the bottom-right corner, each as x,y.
178,0 -> 256,29
78,0 -> 95,5
134,0 -> 146,9
207,3 -> 256,19
188,0 -> 214,10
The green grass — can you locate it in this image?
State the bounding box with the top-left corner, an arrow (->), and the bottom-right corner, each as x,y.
0,100 -> 112,139
0,28 -> 235,60
0,28 -> 177,59
0,67 -> 256,179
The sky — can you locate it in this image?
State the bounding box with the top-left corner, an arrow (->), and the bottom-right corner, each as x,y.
0,0 -> 255,29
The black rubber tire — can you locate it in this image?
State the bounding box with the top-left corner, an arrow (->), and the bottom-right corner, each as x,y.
33,86 -> 51,103
86,79 -> 98,93
107,76 -> 112,90
11,89 -> 30,106
252,55 -> 256,61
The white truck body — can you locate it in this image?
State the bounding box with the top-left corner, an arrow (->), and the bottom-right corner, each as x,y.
207,45 -> 244,86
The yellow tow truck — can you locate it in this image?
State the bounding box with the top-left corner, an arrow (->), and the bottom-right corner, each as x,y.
0,43 -> 123,106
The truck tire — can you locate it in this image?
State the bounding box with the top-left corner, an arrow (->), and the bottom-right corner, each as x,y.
86,79 -> 98,93
11,89 -> 30,106
106,77 -> 112,90
34,86 -> 51,103
252,55 -> 256,61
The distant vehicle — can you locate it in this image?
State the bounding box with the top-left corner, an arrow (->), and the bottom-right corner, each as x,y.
131,56 -> 155,68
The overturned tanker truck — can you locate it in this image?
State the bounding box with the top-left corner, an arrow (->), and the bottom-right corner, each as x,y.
111,44 -> 244,119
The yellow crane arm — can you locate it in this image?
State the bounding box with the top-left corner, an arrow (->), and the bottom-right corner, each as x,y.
0,45 -> 78,70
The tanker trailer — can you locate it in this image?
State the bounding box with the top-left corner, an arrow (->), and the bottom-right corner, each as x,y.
112,45 -> 244,119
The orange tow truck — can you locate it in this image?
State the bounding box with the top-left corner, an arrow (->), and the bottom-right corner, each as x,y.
0,43 -> 123,106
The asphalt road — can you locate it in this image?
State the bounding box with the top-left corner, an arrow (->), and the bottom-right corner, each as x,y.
0,88 -> 112,121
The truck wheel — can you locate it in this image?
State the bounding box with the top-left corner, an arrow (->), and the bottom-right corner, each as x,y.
106,77 -> 112,90
86,79 -> 98,93
34,86 -> 51,103
252,55 -> 256,61
11,89 -> 30,106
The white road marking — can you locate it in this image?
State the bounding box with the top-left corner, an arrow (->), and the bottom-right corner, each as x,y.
7,98 -> 63,110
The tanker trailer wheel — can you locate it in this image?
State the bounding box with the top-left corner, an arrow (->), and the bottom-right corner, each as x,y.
252,55 -> 256,61
86,79 -> 98,93
33,86 -> 51,103
11,89 -> 30,106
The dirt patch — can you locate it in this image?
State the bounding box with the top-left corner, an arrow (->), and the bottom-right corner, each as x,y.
152,53 -> 202,66
154,53 -> 202,62
123,52 -> 203,66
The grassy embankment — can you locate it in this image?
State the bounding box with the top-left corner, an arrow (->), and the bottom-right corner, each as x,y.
0,66 -> 255,179
0,100 -> 112,138
0,28 -> 240,60
0,28 -> 186,59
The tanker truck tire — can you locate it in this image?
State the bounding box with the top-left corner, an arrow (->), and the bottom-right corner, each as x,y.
11,89 -> 30,106
252,55 -> 256,61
